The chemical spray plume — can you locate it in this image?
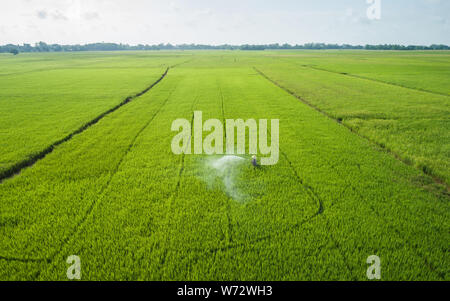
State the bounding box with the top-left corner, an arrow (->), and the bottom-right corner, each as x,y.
204,155 -> 247,202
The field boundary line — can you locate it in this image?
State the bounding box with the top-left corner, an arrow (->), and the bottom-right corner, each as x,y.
184,78 -> 337,272
317,145 -> 445,279
301,64 -> 450,97
0,67 -> 169,184
157,88 -> 200,268
216,79 -> 235,245
255,67 -> 446,279
170,58 -> 194,68
280,150 -> 324,217
253,67 -> 449,191
280,149 -> 356,279
186,149 -> 358,279
32,83 -> 179,279
0,69 -> 173,266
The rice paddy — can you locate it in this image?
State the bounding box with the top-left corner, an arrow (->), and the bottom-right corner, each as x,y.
0,50 -> 448,280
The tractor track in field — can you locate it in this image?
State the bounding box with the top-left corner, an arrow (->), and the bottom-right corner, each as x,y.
183,78 -> 355,277
1,63 -> 190,268
287,133 -> 445,280
301,64 -> 450,98
219,85 -> 227,130
184,80 -> 353,276
173,92 -> 198,192
326,160 -> 446,279
217,80 -> 235,246
0,67 -> 170,185
31,79 -> 179,279
170,59 -> 194,68
185,149 -> 359,279
158,87 -> 200,268
321,154 -> 445,279
1,61 -> 190,266
215,79 -> 324,251
1,69 -> 173,270
281,149 -> 357,279
1,68 -> 171,267
281,151 -> 324,216
255,67 -> 446,280
253,67 -> 449,192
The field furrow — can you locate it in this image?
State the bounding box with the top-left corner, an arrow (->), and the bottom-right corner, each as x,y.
302,64 -> 450,97
1,51 -> 448,281
0,52 -> 191,177
254,61 -> 450,186
0,68 -> 169,184
0,69 -> 178,263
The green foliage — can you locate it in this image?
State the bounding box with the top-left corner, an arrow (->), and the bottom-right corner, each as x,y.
0,51 -> 448,281
256,51 -> 450,184
0,52 -> 189,177
1,43 -> 449,53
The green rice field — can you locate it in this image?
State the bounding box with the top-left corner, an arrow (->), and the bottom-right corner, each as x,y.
0,50 -> 448,280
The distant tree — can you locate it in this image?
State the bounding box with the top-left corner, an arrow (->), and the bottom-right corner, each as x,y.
36,41 -> 50,52
0,42 -> 448,53
10,49 -> 19,55
22,43 -> 33,52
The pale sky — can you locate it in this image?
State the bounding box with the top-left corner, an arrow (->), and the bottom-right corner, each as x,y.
0,0 -> 449,45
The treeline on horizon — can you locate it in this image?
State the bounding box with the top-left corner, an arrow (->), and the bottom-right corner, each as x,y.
1,42 -> 449,54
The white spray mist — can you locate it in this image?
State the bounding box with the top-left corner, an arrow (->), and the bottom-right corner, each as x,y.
203,155 -> 247,202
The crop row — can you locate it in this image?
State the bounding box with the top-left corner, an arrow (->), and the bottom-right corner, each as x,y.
1,53 -> 448,280
0,53 -> 189,177
0,67 -> 179,279
253,59 -> 450,186
1,66 -> 444,280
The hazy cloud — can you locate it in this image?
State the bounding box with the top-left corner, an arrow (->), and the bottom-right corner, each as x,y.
51,10 -> 68,21
83,12 -> 100,21
170,2 -> 181,13
2,0 -> 449,45
36,9 -> 68,21
36,10 -> 47,19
